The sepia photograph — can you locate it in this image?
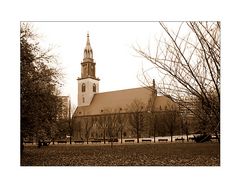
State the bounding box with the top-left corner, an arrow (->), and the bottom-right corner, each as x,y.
20,21 -> 220,166
2,0 -> 240,184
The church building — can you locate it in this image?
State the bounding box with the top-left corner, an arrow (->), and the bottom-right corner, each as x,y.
72,34 -> 176,143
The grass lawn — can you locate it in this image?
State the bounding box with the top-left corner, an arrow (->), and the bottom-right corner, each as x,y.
21,143 -> 220,166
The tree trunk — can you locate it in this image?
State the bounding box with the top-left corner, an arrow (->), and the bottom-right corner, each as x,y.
186,128 -> 189,142
120,129 -> 123,144
153,128 -> 156,143
103,130 -> 106,144
153,123 -> 156,143
86,134 -> 89,144
38,139 -> 42,148
20,135 -> 24,154
215,132 -> 220,143
137,129 -> 139,143
111,137 -> 113,148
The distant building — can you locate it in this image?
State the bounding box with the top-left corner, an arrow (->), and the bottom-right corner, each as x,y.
72,34 -> 176,141
58,96 -> 70,120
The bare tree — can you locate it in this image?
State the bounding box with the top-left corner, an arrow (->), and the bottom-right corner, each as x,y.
151,112 -> 163,143
118,113 -> 127,143
98,115 -> 108,144
162,105 -> 180,142
182,120 -> 189,142
106,115 -> 119,147
68,101 -> 77,144
82,117 -> 93,144
128,99 -> 146,143
99,108 -> 122,147
134,22 -> 220,141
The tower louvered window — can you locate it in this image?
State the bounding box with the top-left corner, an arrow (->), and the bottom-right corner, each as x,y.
93,83 -> 96,92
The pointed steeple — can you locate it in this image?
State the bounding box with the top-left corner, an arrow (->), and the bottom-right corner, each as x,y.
84,32 -> 93,59
80,33 -> 98,79
77,33 -> 100,107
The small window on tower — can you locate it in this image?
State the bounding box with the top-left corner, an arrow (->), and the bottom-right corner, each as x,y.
93,83 -> 96,92
82,97 -> 85,103
82,83 -> 86,92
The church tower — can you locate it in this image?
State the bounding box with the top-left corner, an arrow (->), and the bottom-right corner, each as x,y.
77,33 -> 100,106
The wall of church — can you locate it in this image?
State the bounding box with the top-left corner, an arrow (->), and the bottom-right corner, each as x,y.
77,78 -> 99,106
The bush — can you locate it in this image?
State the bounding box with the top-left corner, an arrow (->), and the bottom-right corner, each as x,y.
193,134 -> 212,143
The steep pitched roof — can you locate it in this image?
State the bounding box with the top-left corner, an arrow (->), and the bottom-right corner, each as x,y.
73,87 -> 153,117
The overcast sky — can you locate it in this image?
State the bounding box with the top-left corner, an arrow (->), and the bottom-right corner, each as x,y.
31,21 -> 167,106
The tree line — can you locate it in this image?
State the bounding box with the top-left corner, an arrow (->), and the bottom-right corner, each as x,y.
72,99 -> 195,144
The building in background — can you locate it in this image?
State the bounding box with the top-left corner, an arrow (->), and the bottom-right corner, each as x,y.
58,96 -> 70,120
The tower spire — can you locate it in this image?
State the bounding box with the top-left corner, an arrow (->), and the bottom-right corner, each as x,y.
80,33 -> 99,79
77,33 -> 100,107
84,32 -> 93,59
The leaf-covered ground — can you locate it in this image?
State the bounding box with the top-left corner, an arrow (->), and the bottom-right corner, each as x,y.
21,143 -> 220,166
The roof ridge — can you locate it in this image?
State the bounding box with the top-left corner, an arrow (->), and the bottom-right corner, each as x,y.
97,86 -> 152,95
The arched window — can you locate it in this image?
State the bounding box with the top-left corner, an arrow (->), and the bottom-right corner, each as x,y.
82,83 -> 86,92
93,83 -> 96,92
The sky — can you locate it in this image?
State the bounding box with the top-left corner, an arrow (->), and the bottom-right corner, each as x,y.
31,21 -> 165,106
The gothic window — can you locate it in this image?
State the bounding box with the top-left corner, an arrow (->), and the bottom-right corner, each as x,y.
82,83 -> 86,92
82,97 -> 85,103
93,83 -> 96,92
